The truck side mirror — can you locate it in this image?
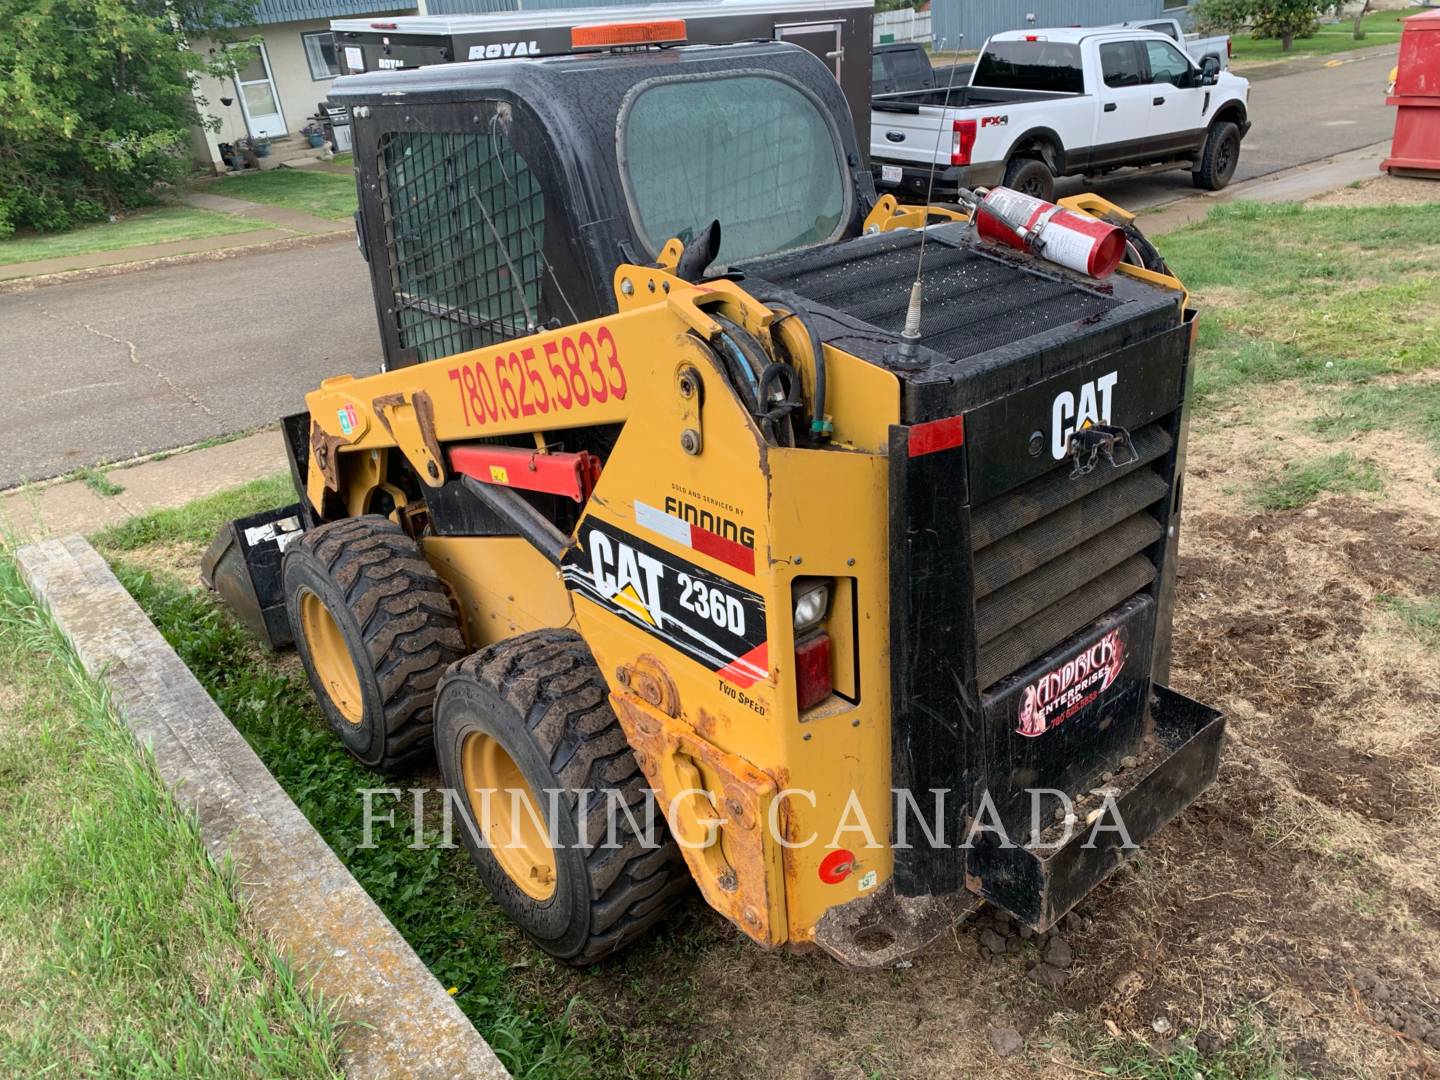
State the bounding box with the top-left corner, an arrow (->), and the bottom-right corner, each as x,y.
1199,56 -> 1220,84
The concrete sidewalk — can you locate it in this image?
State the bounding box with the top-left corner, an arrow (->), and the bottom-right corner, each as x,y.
1,429 -> 288,541
0,189 -> 349,285
179,190 -> 346,235
1139,140 -> 1392,236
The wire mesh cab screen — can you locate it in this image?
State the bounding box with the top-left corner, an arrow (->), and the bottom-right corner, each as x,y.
619,73 -> 851,270
380,127 -> 546,363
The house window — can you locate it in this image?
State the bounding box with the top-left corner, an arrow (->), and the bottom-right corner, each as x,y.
302,31 -> 340,80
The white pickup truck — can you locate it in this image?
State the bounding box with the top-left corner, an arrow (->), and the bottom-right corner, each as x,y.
871,27 -> 1251,202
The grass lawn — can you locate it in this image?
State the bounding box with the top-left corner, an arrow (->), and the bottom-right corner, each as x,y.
211,168 -> 358,221
0,548 -> 342,1078
0,206 -> 267,268
1161,199 -> 1440,405
1227,6 -> 1421,61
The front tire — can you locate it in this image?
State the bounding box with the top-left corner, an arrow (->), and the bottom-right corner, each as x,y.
284,515 -> 465,771
1002,156 -> 1055,201
434,630 -> 690,964
1192,121 -> 1240,191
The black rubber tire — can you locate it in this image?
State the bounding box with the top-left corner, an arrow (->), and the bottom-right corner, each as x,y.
434,629 -> 690,965
1192,121 -> 1240,191
1121,222 -> 1170,276
283,515 -> 465,771
1002,156 -> 1055,201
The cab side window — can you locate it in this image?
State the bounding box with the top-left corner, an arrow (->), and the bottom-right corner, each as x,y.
380,126 -> 546,363
1145,40 -> 1192,87
1100,41 -> 1145,88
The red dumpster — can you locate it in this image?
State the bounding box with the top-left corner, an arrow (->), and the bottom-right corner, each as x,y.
1382,9 -> 1440,177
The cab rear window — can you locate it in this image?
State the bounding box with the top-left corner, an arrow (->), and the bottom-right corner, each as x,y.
620,74 -> 849,269
973,41 -> 1084,94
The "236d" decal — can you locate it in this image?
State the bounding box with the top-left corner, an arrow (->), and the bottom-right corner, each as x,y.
561,518 -> 769,688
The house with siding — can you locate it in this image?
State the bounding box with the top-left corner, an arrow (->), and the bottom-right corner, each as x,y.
189,0 -> 417,171
187,0 -> 690,171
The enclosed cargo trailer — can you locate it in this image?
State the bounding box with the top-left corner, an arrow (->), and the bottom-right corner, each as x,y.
330,0 -> 876,153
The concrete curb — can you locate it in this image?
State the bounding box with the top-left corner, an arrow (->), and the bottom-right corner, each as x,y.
16,535 -> 510,1080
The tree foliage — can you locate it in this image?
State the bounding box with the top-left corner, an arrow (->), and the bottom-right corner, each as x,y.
1195,0 -> 1339,49
0,0 -> 256,236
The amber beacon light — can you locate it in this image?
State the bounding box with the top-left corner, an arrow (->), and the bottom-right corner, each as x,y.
571,19 -> 688,49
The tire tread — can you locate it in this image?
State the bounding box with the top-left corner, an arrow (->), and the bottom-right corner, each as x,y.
293,515 -> 464,770
440,629 -> 689,963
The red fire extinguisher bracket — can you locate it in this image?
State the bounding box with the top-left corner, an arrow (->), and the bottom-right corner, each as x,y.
1382,10 -> 1440,177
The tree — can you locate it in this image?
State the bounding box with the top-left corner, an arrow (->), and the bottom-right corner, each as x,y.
0,0 -> 257,236
1251,0 -> 1324,50
1194,0 -> 1333,52
1351,0 -> 1371,41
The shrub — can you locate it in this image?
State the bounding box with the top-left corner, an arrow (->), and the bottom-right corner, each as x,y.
0,0 -> 257,236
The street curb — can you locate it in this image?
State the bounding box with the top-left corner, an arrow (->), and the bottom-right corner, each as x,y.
0,231 -> 350,295
15,535 -> 510,1080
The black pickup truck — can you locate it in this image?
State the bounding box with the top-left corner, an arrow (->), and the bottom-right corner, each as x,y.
871,42 -> 972,96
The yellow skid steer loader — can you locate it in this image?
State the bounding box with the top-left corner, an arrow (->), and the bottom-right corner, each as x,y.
203,27 -> 1223,967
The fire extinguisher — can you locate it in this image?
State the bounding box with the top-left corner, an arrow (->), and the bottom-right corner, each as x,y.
967,186 -> 1127,279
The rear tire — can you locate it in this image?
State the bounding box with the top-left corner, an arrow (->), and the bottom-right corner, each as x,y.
434,629 -> 690,965
284,515 -> 465,771
1192,121 -> 1240,191
1002,156 -> 1055,201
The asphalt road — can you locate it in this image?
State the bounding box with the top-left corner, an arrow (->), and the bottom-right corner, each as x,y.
0,46 -> 1400,489
1,243 -> 379,488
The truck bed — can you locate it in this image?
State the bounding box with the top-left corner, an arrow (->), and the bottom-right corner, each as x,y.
872,84 -> 1075,112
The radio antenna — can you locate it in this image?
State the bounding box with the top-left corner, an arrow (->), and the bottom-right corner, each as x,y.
898,34 -> 964,363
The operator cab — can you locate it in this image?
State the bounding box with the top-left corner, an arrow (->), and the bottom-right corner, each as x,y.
327,40 -> 875,370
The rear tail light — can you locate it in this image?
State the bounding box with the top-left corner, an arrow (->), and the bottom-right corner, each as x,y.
951,119 -> 977,166
370,21 -> 397,28
1227,38 -> 1233,58
795,633 -> 832,711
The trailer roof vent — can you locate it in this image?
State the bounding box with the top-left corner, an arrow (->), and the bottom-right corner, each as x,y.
571,19 -> 686,50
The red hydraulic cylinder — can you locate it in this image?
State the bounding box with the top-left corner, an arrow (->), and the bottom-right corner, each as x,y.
1382,9 -> 1440,178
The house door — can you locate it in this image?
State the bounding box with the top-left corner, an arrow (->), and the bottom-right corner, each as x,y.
774,21 -> 845,79
233,42 -> 287,138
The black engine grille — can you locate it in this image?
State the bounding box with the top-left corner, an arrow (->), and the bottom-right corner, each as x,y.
737,228 -> 1121,363
972,422 -> 1174,690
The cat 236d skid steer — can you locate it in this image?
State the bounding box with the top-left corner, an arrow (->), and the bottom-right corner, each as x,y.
203,22 -> 1225,967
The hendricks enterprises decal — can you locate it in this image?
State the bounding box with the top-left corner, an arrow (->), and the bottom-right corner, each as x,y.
562,518 -> 769,688
1017,628 -> 1127,738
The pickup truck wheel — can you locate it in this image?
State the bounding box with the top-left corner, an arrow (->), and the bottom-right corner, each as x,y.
284,515 -> 466,771
434,629 -> 690,965
1002,157 -> 1054,201
1192,121 -> 1240,191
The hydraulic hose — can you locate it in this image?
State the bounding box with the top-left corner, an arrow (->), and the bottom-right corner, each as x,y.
753,290 -> 828,442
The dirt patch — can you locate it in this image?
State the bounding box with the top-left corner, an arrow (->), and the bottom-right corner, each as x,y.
107,540 -> 208,588
1309,174 -> 1440,209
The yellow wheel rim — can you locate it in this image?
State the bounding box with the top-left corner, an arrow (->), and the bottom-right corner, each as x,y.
299,591 -> 363,725
461,732 -> 557,901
